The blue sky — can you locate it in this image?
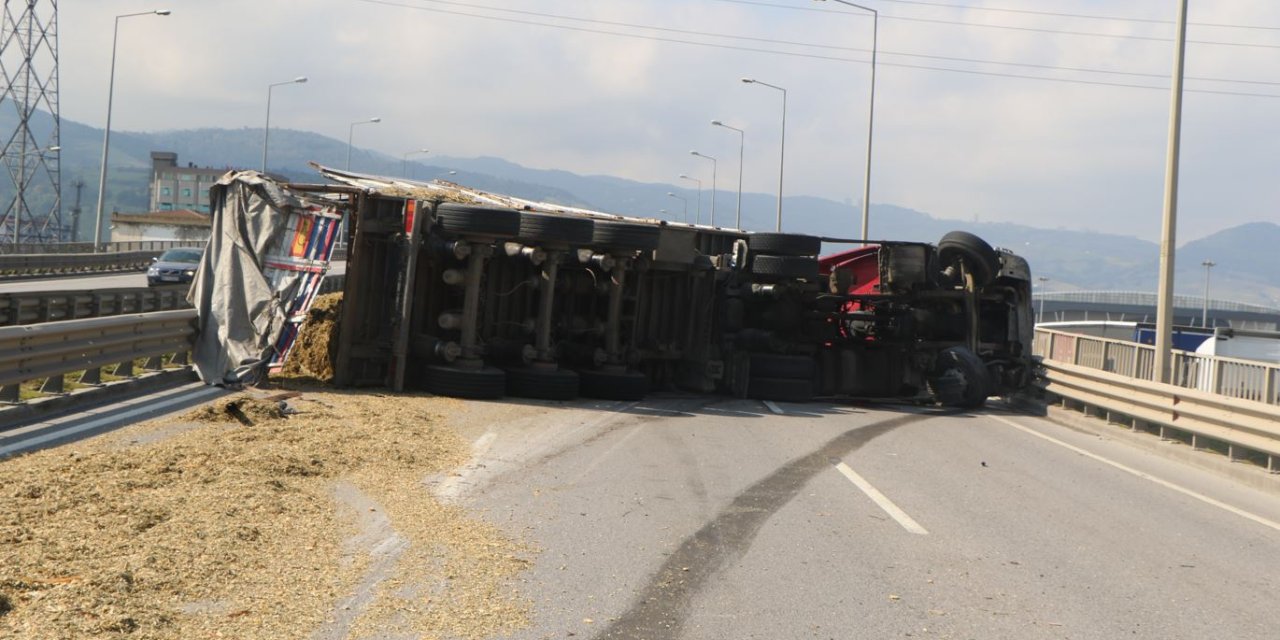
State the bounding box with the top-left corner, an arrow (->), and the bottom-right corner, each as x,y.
61,0 -> 1280,241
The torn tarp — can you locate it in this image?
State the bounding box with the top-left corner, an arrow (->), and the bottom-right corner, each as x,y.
188,170 -> 343,385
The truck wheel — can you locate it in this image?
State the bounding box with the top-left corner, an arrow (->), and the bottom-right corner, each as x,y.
938,231 -> 1000,287
749,353 -> 816,380
747,232 -> 822,257
591,221 -> 661,251
436,203 -> 522,238
578,368 -> 649,401
748,376 -> 814,403
518,212 -> 594,246
424,364 -> 506,400
928,346 -> 990,408
750,255 -> 821,280
506,367 -> 579,401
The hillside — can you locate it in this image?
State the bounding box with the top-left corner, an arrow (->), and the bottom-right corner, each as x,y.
1,114 -> 1275,308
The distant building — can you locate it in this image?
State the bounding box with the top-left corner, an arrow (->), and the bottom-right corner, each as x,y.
149,151 -> 229,214
109,209 -> 211,244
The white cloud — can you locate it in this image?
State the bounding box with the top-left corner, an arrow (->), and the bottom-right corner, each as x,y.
54,0 -> 1280,241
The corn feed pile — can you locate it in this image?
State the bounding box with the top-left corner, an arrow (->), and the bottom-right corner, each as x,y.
279,293 -> 343,382
0,390 -> 532,639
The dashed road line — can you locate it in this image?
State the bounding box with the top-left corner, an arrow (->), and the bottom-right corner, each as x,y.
834,461 -> 929,535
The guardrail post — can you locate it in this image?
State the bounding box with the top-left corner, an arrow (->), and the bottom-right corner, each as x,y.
172,350 -> 189,365
1208,359 -> 1222,395
1071,334 -> 1081,366
0,384 -> 19,403
39,374 -> 64,394
115,360 -> 135,378
1264,367 -> 1275,406
143,355 -> 165,371
79,367 -> 102,385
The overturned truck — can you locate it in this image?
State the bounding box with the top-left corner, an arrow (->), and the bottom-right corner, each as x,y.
298,167 -> 1034,407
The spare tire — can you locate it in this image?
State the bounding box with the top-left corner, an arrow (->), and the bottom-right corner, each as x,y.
751,254 -> 821,280
747,232 -> 822,257
436,203 -> 521,238
938,231 -> 1000,287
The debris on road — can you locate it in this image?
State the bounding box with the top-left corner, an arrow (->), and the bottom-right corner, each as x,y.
0,389 -> 532,639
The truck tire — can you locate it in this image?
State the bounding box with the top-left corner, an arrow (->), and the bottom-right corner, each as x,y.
749,353 -> 816,380
578,368 -> 649,401
748,376 -> 814,403
750,255 -> 821,280
938,231 -> 1000,287
591,221 -> 662,251
424,364 -> 507,400
518,212 -> 594,246
928,346 -> 990,408
506,367 -> 579,401
747,232 -> 822,257
436,203 -> 522,238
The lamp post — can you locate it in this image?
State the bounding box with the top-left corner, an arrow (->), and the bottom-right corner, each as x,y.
1201,260 -> 1215,328
678,174 -> 702,224
1154,0 -> 1190,384
712,120 -> 745,229
93,9 -> 171,252
742,78 -> 786,231
690,151 -> 717,226
666,192 -> 688,222
818,0 -> 878,244
402,148 -> 429,178
346,117 -> 381,171
263,76 -> 307,173
1036,276 -> 1049,324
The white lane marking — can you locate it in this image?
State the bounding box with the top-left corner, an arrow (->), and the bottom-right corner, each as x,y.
762,400 -> 784,415
0,385 -> 225,456
834,461 -> 929,535
991,415 -> 1280,534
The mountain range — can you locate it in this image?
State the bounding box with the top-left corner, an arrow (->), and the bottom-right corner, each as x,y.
2,110 -> 1276,309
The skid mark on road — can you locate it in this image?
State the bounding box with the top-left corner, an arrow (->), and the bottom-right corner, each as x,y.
595,411 -> 935,640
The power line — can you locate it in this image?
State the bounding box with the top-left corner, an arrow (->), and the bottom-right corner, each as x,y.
712,0 -> 1280,50
861,0 -> 1280,33
395,0 -> 1280,86
356,0 -> 1280,98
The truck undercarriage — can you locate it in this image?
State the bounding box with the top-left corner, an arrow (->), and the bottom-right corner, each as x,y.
296,168 -> 1034,408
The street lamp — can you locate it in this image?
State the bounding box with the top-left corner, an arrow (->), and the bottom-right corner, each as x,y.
678,174 -> 702,224
818,0 -> 878,245
712,120 -> 745,229
402,148 -> 430,178
690,151 -> 717,226
666,192 -> 688,222
1036,276 -> 1049,324
263,76 -> 307,173
1201,260 -> 1216,328
742,78 -> 786,231
346,117 -> 381,171
1154,0 -> 1190,384
93,9 -> 171,252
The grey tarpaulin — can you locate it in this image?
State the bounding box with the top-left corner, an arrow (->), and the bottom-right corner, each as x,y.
188,170 -> 317,384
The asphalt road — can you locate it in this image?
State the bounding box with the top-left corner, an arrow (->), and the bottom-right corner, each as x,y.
0,261 -> 346,294
441,397 -> 1280,640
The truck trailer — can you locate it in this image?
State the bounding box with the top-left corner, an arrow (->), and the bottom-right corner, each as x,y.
262,167 -> 1035,408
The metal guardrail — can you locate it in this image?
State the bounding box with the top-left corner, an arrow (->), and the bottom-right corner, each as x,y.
1034,328 -> 1280,473
0,250 -> 165,278
0,240 -> 204,255
0,309 -> 197,401
0,286 -> 191,326
0,273 -> 345,405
